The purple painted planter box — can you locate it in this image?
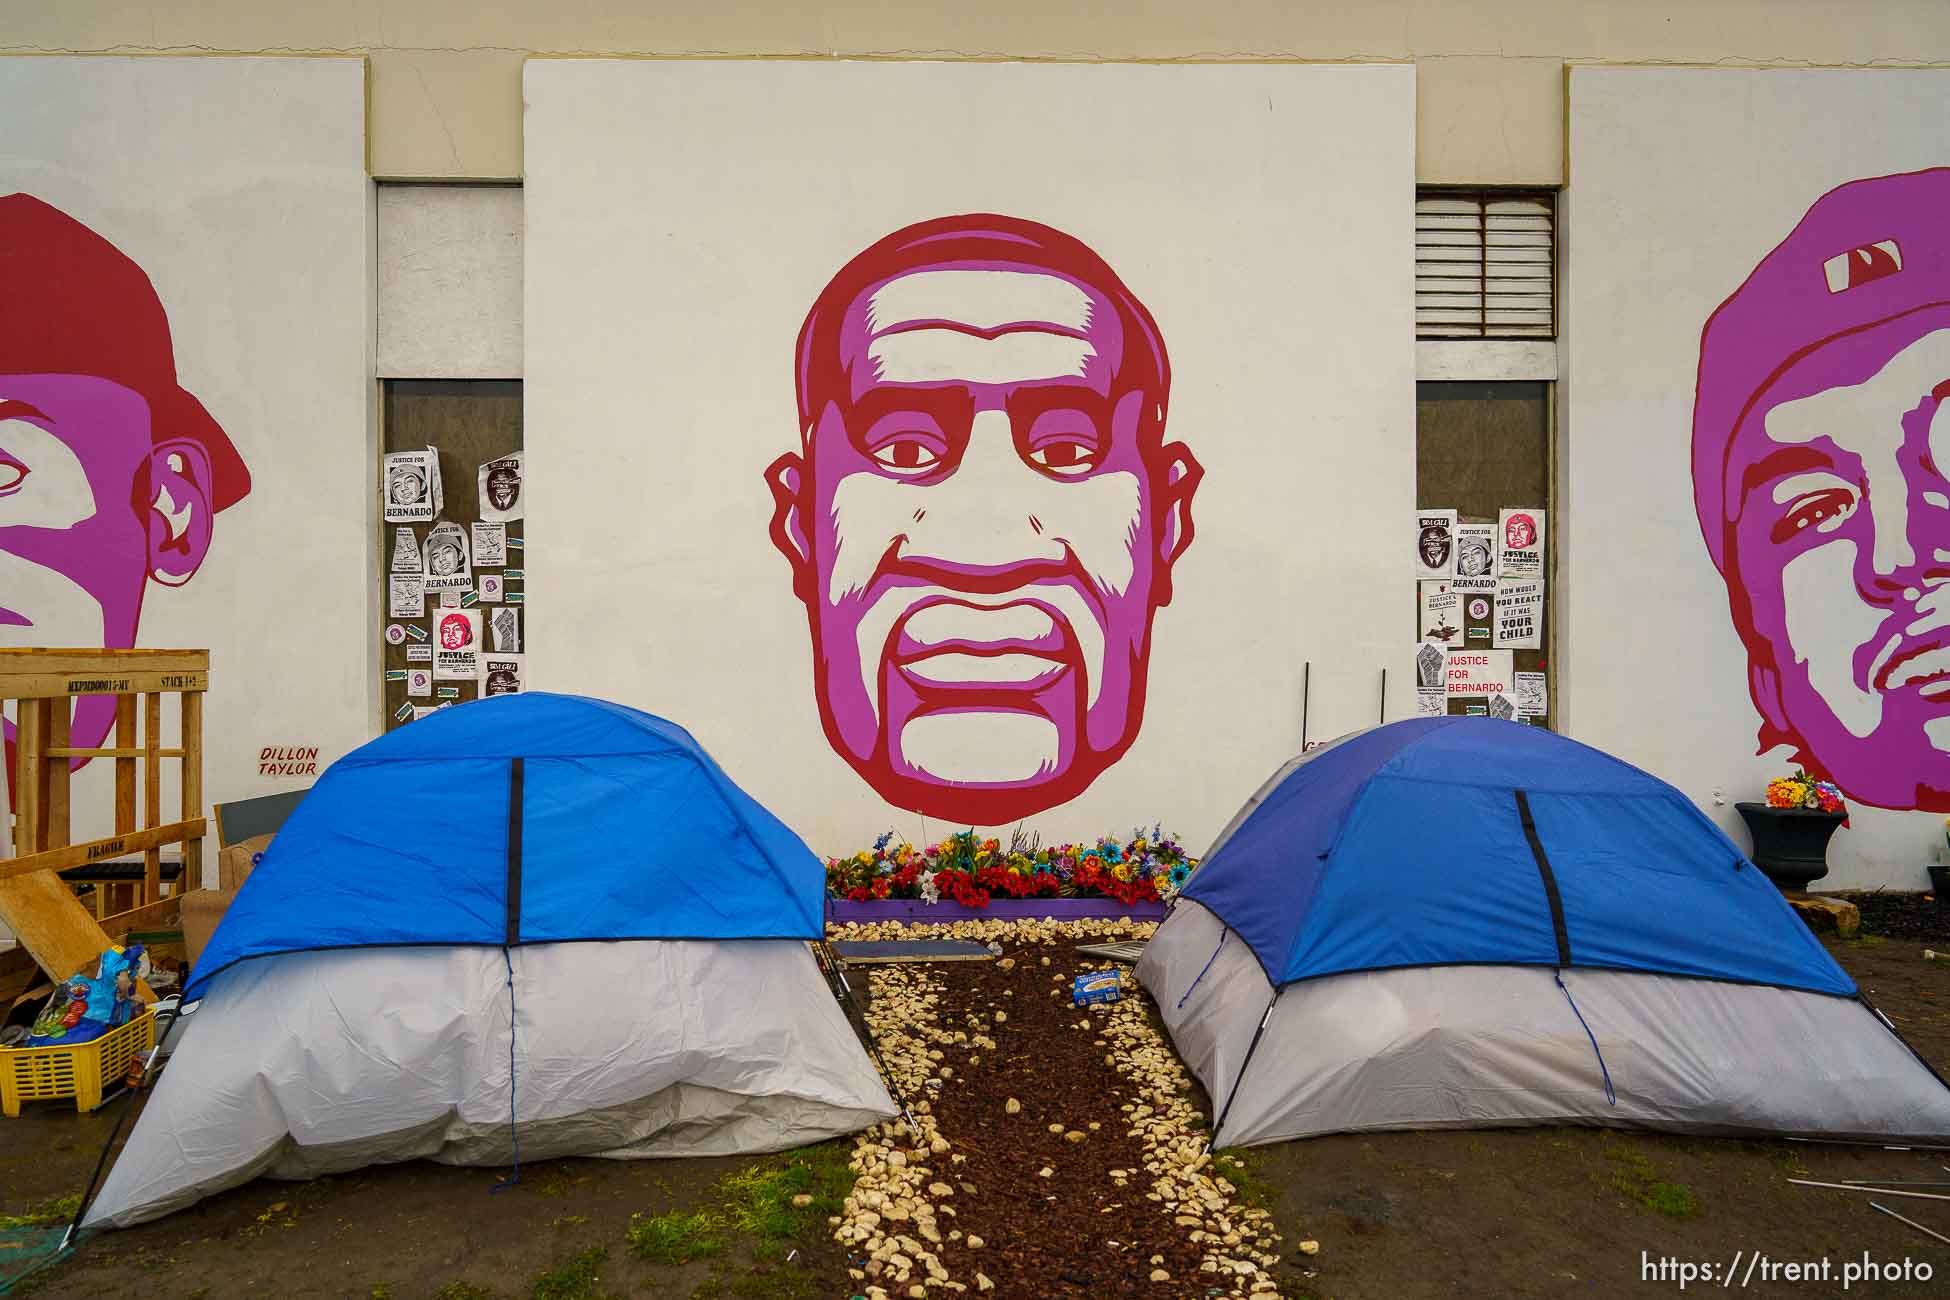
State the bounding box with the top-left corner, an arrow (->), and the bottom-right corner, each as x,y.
826,897 -> 1166,925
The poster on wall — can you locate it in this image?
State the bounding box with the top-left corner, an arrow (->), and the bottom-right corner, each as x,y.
1418,581 -> 1463,645
483,654 -> 525,696
390,526 -> 423,574
387,574 -> 425,620
424,521 -> 473,592
489,605 -> 521,653
1497,509 -> 1545,580
479,453 -> 524,522
1445,649 -> 1513,699
1514,671 -> 1547,718
524,59 -> 1416,844
1493,579 -> 1544,649
1414,510 -> 1458,579
1455,522 -> 1498,580
433,609 -> 481,680
472,521 -> 507,567
384,449 -> 439,523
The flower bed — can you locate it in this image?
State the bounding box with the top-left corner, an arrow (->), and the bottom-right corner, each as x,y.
825,828 -> 1197,909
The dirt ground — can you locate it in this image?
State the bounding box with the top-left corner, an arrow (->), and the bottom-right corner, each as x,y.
3,922 -> 1949,1300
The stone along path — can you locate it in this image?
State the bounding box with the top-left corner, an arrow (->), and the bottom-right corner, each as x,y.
827,919 -> 1302,1299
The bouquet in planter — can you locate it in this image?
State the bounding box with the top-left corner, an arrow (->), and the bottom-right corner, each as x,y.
826,826 -> 1199,907
1765,770 -> 1847,817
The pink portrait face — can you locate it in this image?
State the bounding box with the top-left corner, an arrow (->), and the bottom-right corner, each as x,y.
1696,169 -> 1950,811
1724,324 -> 1950,808
1,374 -> 215,756
439,614 -> 472,650
767,217 -> 1200,823
1504,515 -> 1536,550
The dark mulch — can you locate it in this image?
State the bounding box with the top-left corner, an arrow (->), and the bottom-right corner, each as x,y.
919,950 -> 1215,1299
1834,890 -> 1950,942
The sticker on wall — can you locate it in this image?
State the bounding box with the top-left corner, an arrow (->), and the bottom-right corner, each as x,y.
1465,704 -> 1488,716
483,653 -> 524,696
1415,686 -> 1446,717
1514,670 -> 1547,718
478,574 -> 505,603
390,526 -> 423,574
405,645 -> 432,662
1467,627 -> 1491,641
1467,597 -> 1491,621
411,706 -> 438,721
440,589 -> 462,608
1455,521 -> 1498,580
388,574 -> 425,620
1415,642 -> 1448,691
407,667 -> 432,698
1445,648 -> 1513,699
404,622 -> 428,642
1414,510 -> 1458,579
424,520 -> 473,592
433,609 -> 481,680
1487,693 -> 1518,721
479,452 -> 524,522
1493,579 -> 1544,649
383,668 -> 407,682
383,623 -> 406,646
436,685 -> 461,699
384,448 -> 439,523
1498,509 -> 1545,579
472,521 -> 507,568
1418,580 -> 1463,645
460,590 -> 480,608
502,568 -> 524,580
393,702 -> 414,722
506,536 -> 524,551
506,590 -> 525,604
490,605 -> 521,653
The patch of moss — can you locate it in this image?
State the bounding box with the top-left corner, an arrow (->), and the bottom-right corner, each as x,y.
0,1192 -> 81,1230
625,1210 -> 727,1265
530,1246 -> 615,1300
1604,1144 -> 1700,1219
434,1283 -> 495,1300
1212,1150 -> 1279,1211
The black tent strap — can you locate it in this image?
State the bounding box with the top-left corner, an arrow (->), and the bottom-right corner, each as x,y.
1514,789 -> 1571,966
506,757 -> 525,946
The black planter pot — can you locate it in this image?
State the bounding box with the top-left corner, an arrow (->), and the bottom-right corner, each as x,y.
1735,802 -> 1845,892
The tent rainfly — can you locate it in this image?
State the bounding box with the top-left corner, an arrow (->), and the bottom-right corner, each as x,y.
82,694 -> 893,1230
1139,717 -> 1950,1148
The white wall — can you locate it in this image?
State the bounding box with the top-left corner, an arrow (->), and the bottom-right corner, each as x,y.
525,59 -> 1416,854
0,56 -> 374,872
1564,66 -> 1950,888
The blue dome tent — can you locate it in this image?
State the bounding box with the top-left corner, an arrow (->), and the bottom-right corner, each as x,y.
1139,717 -> 1950,1147
83,694 -> 893,1229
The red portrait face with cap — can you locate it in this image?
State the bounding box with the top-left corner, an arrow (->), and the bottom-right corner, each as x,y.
0,195 -> 250,772
765,215 -> 1201,824
1695,169 -> 1950,810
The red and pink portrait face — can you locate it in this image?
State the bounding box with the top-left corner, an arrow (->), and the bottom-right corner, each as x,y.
766,216 -> 1200,823
1,195 -> 247,771
1695,169 -> 1950,810
1504,513 -> 1537,550
439,614 -> 473,651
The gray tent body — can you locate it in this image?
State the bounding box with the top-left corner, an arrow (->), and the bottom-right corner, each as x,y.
1140,731 -> 1950,1148
84,939 -> 894,1229
1142,898 -> 1950,1147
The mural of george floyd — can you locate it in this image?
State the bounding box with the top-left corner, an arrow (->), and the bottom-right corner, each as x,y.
1566,66 -> 1950,887
522,60 -> 1417,853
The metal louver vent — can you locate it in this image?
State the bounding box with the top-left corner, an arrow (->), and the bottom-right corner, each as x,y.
1415,189 -> 1556,339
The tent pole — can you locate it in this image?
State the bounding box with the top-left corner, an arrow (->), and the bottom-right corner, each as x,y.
62,999 -> 184,1249
818,939 -> 918,1135
1206,990 -> 1280,1154
1299,662 -> 1310,751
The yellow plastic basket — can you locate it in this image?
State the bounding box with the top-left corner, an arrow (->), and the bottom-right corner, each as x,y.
1,1009 -> 154,1117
